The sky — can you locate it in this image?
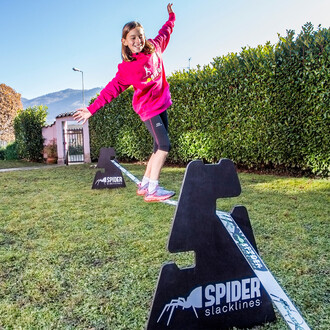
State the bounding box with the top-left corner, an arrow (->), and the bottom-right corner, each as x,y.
1,0 -> 329,100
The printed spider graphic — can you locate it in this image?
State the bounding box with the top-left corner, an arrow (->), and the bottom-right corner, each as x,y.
157,286 -> 202,326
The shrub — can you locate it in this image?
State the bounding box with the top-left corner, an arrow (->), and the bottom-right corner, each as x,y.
0,142 -> 19,160
4,142 -> 19,160
14,105 -> 47,162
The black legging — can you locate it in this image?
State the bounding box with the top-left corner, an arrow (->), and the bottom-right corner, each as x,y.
144,111 -> 171,153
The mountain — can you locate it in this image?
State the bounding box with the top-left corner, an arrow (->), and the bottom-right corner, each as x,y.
21,87 -> 102,125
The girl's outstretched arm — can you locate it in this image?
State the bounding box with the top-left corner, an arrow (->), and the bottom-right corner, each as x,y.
153,3 -> 175,52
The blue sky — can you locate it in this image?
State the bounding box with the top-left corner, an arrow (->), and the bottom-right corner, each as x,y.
1,0 -> 329,100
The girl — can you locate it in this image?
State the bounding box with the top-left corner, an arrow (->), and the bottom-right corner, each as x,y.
74,3 -> 175,202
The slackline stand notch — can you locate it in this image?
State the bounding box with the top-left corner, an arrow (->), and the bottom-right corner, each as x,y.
91,147 -> 126,189
147,159 -> 276,329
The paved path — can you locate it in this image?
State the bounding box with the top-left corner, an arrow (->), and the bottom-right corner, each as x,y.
0,165 -> 65,172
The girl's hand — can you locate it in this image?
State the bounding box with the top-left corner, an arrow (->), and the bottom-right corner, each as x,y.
167,3 -> 174,14
73,107 -> 92,125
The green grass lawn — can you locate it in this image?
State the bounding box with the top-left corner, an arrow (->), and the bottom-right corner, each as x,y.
0,160 -> 48,169
0,163 -> 329,329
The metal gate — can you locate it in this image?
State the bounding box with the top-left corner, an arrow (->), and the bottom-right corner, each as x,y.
66,128 -> 84,163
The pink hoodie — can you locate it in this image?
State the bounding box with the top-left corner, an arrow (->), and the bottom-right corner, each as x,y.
87,13 -> 175,121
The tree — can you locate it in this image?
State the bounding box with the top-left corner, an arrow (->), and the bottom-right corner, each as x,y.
0,84 -> 22,145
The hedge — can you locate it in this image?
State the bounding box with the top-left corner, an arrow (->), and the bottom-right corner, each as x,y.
89,23 -> 329,176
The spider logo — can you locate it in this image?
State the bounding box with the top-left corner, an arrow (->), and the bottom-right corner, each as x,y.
157,286 -> 203,326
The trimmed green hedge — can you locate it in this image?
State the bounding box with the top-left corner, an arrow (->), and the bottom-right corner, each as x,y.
89,23 -> 329,176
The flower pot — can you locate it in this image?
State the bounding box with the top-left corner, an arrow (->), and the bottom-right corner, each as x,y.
46,157 -> 58,164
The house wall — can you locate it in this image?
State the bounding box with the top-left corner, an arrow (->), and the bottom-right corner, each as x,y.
42,123 -> 57,159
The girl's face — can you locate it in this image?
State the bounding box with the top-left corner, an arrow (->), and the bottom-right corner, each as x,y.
122,27 -> 146,54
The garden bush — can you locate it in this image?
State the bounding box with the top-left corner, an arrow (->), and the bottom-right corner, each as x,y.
89,23 -> 329,176
0,141 -> 19,160
14,105 -> 47,162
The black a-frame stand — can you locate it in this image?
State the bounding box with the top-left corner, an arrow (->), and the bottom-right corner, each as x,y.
92,147 -> 126,189
147,159 -> 276,329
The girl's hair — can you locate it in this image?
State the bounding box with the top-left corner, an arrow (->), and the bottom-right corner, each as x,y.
121,21 -> 155,62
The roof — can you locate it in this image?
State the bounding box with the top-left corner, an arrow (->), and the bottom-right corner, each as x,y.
56,111 -> 76,118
